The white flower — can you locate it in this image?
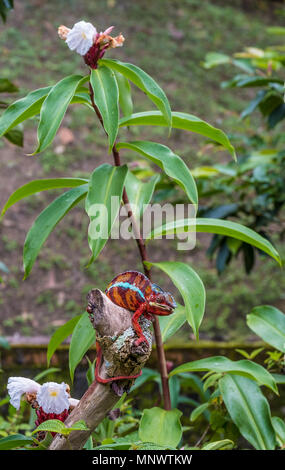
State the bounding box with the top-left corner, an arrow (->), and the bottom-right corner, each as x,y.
68,397 -> 79,408
37,382 -> 70,414
66,21 -> 97,56
7,377 -> 41,410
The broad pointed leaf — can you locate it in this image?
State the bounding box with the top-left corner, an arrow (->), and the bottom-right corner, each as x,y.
247,305 -> 285,353
219,374 -> 276,450
85,164 -> 128,264
101,59 -> 172,129
117,141 -> 198,206
146,218 -> 281,266
23,185 -> 88,278
33,368 -> 61,382
0,434 -> 34,450
130,367 -> 160,392
170,356 -> 278,393
4,128 -> 23,147
159,304 -> 187,343
124,171 -> 159,222
114,70 -> 133,117
47,315 -> 82,366
202,439 -> 234,450
0,86 -> 52,137
190,403 -> 210,422
147,261 -> 205,339
1,177 -> 88,217
90,66 -> 119,150
33,75 -> 86,154
119,111 -> 235,160
272,417 -> 285,447
139,407 -> 182,448
69,312 -> 95,382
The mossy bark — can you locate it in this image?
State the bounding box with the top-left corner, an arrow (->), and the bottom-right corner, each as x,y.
49,289 -> 152,450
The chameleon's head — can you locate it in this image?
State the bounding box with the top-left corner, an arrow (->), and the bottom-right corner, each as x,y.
148,283 -> 177,316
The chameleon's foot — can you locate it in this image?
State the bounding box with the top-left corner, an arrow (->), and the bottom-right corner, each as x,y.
134,337 -> 148,347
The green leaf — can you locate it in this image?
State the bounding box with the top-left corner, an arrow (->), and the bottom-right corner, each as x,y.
147,261 -> 205,339
90,66 -> 119,150
202,439 -> 234,450
267,26 -> 285,35
203,372 -> 222,391
83,436 -> 94,450
69,420 -> 89,432
119,111 -> 236,160
32,419 -> 67,435
101,59 -> 172,130
240,90 -> 267,119
23,185 -> 88,278
170,356 -> 278,393
33,367 -> 61,382
1,177 -> 88,218
85,164 -> 128,264
146,218 -> 281,266
86,356 -> 96,386
93,441 -> 133,450
273,374 -> 285,385
0,86 -> 51,137
203,52 -> 231,69
130,367 -> 160,392
225,76 -> 284,88
33,75 -> 85,154
33,431 -> 53,450
47,315 -> 82,366
114,70 -> 133,117
117,141 -> 198,206
0,433 -> 34,450
219,374 -> 276,450
124,171 -> 159,222
136,442 -> 175,450
159,304 -> 187,342
191,166 -> 221,178
169,375 -> 180,408
71,92 -> 93,109
139,407 -> 182,448
0,1 -> 14,23
69,312 -> 95,382
4,128 -> 23,146
272,417 -> 285,447
247,305 -> 285,353
0,78 -> 18,93
190,402 -> 210,422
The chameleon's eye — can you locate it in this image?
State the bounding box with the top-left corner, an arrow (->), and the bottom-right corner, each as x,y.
155,293 -> 165,303
165,293 -> 177,308
152,283 -> 164,294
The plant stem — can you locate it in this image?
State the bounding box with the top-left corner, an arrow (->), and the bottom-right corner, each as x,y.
89,82 -> 171,410
194,423 -> 211,448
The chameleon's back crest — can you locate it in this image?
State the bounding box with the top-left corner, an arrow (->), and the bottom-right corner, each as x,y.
105,271 -> 152,311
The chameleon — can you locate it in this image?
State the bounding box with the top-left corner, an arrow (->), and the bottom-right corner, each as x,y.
87,270 -> 176,384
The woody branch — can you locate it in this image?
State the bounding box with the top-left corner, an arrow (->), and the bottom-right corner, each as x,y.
49,289 -> 152,450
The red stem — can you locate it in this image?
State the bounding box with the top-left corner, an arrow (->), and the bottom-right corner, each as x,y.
89,81 -> 171,410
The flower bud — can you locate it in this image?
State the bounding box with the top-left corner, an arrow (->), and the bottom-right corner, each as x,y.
58,25 -> 70,40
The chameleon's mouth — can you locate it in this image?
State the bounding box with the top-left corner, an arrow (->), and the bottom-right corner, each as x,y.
149,302 -> 174,312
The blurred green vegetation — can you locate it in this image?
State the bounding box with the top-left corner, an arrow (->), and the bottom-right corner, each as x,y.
0,0 -> 284,341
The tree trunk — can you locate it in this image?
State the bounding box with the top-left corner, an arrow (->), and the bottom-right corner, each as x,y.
49,289 -> 152,450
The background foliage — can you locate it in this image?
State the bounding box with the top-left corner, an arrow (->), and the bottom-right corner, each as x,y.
0,0 -> 284,451
0,0 -> 284,342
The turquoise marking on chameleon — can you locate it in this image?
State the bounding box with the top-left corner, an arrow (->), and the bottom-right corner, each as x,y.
106,282 -> 145,300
